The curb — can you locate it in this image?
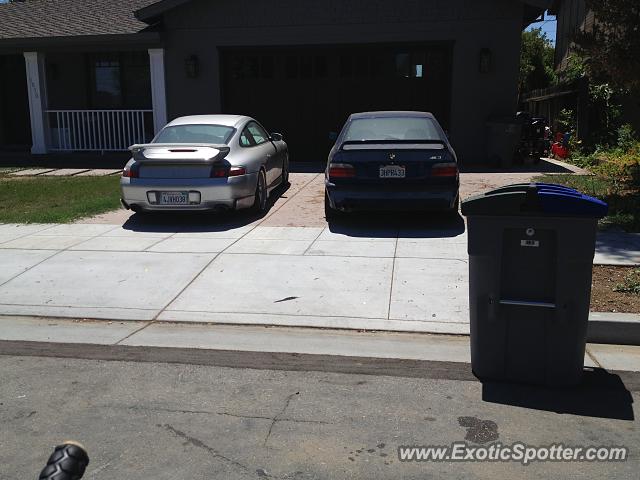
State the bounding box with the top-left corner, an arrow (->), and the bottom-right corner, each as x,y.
588,312 -> 640,346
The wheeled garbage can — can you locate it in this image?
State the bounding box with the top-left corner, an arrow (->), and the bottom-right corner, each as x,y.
486,117 -> 522,168
461,183 -> 608,386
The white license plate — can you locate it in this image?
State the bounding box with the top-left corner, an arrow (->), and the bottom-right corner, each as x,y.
160,192 -> 188,205
379,165 -> 406,178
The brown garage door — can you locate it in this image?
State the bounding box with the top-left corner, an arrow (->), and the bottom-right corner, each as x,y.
221,43 -> 452,163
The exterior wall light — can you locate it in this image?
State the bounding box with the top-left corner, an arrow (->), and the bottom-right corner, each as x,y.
479,48 -> 492,74
185,55 -> 199,78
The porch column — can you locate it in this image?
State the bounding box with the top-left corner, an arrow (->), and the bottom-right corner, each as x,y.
148,48 -> 168,135
23,52 -> 49,154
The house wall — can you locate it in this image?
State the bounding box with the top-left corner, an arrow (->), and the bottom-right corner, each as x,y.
160,0 -> 526,163
553,0 -> 593,70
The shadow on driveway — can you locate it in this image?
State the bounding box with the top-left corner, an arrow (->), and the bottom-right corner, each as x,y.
482,368 -> 635,420
327,211 -> 466,240
460,159 -> 578,174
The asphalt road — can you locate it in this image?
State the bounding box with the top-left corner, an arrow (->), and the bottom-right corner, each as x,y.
2,354 -> 638,479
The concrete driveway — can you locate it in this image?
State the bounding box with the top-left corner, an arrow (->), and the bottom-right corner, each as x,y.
0,189 -> 470,333
1,162 -> 636,333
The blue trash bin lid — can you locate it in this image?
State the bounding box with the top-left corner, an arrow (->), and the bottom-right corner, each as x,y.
461,183 -> 608,218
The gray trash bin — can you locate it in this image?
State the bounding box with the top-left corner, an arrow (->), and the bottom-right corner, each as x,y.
486,118 -> 522,168
461,183 -> 608,386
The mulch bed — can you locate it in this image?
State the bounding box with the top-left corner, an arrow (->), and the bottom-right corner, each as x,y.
591,265 -> 640,314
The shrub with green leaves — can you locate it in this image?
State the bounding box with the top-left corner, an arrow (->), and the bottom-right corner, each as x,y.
614,269 -> 640,295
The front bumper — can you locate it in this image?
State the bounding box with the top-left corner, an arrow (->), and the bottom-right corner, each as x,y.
120,173 -> 258,211
326,181 -> 459,212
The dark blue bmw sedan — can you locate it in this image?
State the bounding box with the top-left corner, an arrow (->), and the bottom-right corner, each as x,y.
325,111 -> 460,218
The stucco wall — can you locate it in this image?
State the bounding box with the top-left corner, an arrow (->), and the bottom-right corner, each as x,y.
161,0 -> 524,163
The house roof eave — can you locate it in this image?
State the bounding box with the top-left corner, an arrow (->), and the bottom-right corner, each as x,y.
135,0 -> 193,22
0,32 -> 163,55
136,0 -> 556,25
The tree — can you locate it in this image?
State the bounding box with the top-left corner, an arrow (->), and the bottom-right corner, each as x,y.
519,28 -> 556,93
574,0 -> 640,92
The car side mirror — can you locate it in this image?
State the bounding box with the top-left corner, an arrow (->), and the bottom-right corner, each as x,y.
270,132 -> 283,142
328,131 -> 338,142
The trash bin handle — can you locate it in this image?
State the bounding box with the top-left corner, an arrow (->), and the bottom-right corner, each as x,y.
499,299 -> 556,309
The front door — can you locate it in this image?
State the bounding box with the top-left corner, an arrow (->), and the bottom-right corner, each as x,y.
0,55 -> 32,150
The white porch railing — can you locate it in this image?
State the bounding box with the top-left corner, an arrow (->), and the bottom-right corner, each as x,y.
46,110 -> 154,152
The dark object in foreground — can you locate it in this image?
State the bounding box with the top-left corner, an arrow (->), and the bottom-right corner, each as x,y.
39,442 -> 89,480
462,183 -> 608,387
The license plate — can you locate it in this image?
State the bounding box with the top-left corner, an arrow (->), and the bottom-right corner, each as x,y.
379,165 -> 406,178
160,191 -> 188,205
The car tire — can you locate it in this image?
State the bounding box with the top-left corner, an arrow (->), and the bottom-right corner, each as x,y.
448,195 -> 460,215
251,169 -> 268,214
281,158 -> 289,187
324,192 -> 341,221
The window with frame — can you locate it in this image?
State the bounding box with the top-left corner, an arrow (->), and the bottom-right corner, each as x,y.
247,122 -> 268,145
239,127 -> 254,147
91,54 -> 122,108
88,52 -> 151,109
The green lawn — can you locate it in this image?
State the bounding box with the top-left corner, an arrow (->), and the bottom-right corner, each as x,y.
0,175 -> 121,223
534,174 -> 640,232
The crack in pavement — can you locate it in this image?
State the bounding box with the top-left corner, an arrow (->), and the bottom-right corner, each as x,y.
98,403 -> 330,426
264,391 -> 300,447
160,423 -> 257,475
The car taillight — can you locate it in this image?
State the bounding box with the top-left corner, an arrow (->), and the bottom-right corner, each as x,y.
329,163 -> 356,179
210,166 -> 227,178
122,164 -> 139,178
431,163 -> 458,177
211,166 -> 246,178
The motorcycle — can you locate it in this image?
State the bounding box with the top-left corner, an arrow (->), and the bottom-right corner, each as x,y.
514,112 -> 548,164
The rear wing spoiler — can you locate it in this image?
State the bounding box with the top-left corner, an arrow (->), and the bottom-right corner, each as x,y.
128,143 -> 231,164
340,139 -> 447,151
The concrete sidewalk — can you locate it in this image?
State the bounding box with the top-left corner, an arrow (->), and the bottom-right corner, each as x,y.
2,315 -> 640,373
0,219 -> 470,334
0,218 -> 638,335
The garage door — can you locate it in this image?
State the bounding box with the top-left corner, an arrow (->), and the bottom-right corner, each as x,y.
222,43 -> 452,163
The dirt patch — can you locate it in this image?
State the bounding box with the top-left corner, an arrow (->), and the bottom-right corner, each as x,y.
591,265 -> 640,313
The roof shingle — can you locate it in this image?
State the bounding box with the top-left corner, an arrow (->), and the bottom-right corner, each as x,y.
0,0 -> 159,40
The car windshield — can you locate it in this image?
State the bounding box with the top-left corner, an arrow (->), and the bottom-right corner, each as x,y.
154,124 -> 236,144
344,117 -> 443,142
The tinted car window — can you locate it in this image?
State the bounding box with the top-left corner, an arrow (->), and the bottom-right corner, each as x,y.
239,128 -> 254,147
344,117 -> 442,142
247,122 -> 269,145
154,125 -> 235,144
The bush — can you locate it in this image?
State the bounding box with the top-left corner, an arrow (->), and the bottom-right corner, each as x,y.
618,124 -> 637,151
614,268 -> 640,295
554,127 -> 640,231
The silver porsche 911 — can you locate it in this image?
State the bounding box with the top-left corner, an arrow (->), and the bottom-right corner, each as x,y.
120,115 -> 289,213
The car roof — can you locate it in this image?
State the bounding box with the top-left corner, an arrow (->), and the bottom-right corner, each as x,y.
349,111 -> 436,120
165,115 -> 251,129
